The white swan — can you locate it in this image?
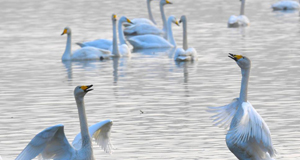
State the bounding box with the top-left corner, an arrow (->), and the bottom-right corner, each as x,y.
208,54 -> 276,160
174,15 -> 198,61
272,0 -> 300,10
61,27 -> 111,61
228,0 -> 250,28
123,0 -> 172,37
128,15 -> 179,49
77,14 -> 131,57
16,85 -> 113,160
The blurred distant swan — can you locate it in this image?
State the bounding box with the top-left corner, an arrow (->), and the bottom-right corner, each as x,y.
272,0 -> 300,10
228,0 -> 250,27
77,14 -> 132,57
61,27 -> 111,61
16,85 -> 113,160
124,0 -> 172,38
174,15 -> 198,61
208,54 -> 276,160
128,15 -> 179,49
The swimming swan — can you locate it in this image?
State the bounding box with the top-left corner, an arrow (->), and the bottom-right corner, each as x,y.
78,14 -> 131,57
16,85 -> 113,160
228,0 -> 250,28
123,0 -> 172,37
128,15 -> 179,49
61,27 -> 111,61
208,54 -> 276,160
174,15 -> 198,61
272,0 -> 300,10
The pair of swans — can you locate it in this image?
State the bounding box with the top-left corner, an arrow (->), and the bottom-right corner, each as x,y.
208,54 -> 276,159
16,85 -> 113,160
272,0 -> 300,10
123,0 -> 172,38
228,0 -> 250,28
62,14 -> 131,61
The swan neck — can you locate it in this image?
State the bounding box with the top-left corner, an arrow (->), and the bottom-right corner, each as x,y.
167,19 -> 176,47
239,68 -> 250,102
147,0 -> 156,24
160,3 -> 167,33
240,0 -> 245,15
118,19 -> 126,45
182,19 -> 188,50
62,34 -> 72,61
112,20 -> 120,56
75,96 -> 92,147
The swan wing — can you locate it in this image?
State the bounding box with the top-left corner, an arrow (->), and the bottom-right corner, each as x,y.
272,1 -> 300,10
72,119 -> 113,154
128,35 -> 173,49
124,23 -> 163,35
124,18 -> 155,27
16,124 -> 74,160
77,39 -> 113,50
228,102 -> 276,157
207,98 -> 239,129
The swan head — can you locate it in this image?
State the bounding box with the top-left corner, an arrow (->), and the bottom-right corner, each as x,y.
120,16 -> 133,24
228,53 -> 251,69
179,15 -> 186,23
74,85 -> 93,98
61,27 -> 71,36
168,15 -> 180,26
161,0 -> 172,5
112,14 -> 118,22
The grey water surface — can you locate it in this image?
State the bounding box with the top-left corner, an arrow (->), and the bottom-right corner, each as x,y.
0,0 -> 300,159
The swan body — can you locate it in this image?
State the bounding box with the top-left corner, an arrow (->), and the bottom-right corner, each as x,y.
16,85 -> 113,160
76,39 -> 112,50
61,27 -> 111,61
124,0 -> 172,37
128,15 -> 179,49
208,54 -> 276,159
228,0 -> 250,27
272,0 -> 300,10
174,15 -> 198,61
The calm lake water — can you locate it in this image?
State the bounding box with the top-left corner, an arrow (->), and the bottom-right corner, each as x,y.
0,0 -> 300,159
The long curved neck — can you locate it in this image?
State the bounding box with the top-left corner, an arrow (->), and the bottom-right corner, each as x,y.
112,20 -> 120,56
75,96 -> 92,148
118,19 -> 126,45
182,19 -> 188,50
160,3 -> 167,33
62,33 -> 72,61
239,68 -> 250,102
147,0 -> 156,25
167,19 -> 176,47
240,0 -> 245,15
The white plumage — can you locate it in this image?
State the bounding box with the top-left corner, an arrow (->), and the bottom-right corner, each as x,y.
228,0 -> 250,28
16,85 -> 113,160
272,1 -> 300,10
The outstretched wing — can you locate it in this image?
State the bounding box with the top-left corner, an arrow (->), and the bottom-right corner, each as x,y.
16,124 -> 74,160
207,98 -> 239,129
228,102 -> 276,157
72,119 -> 113,154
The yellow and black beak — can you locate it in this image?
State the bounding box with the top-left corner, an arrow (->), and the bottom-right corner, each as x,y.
127,18 -> 133,24
166,0 -> 172,4
175,21 -> 179,26
228,53 -> 243,61
81,85 -> 93,92
61,28 -> 67,36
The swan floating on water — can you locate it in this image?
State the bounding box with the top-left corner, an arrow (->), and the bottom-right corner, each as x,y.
124,0 -> 172,38
208,54 -> 276,159
174,15 -> 198,61
228,0 -> 250,28
77,14 -> 132,57
16,85 -> 113,160
272,0 -> 300,10
128,15 -> 179,49
61,27 -> 111,61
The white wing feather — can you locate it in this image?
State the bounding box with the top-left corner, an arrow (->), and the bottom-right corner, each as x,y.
128,35 -> 173,49
72,119 -> 113,154
207,98 -> 239,129
228,102 -> 276,157
16,124 -> 74,160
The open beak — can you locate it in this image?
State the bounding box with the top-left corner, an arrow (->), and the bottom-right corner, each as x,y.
228,53 -> 243,61
81,85 -> 93,92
